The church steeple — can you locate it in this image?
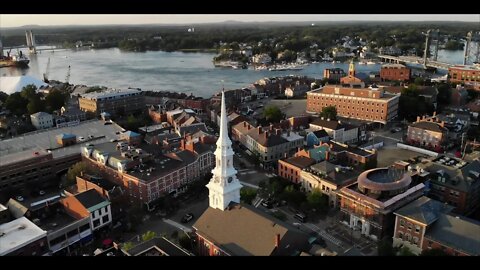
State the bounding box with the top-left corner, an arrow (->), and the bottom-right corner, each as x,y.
206,90 -> 242,211
348,60 -> 356,77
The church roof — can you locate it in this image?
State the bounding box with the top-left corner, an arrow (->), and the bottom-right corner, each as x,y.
193,203 -> 311,256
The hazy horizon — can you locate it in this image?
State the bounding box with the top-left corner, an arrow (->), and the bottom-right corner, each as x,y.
1,14 -> 479,28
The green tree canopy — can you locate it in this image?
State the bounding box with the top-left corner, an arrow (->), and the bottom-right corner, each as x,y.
4,92 -> 28,116
64,161 -> 91,187
320,106 -> 337,120
0,91 -> 8,103
398,246 -> 416,256
263,105 -> 284,123
45,90 -> 66,112
240,187 -> 257,205
306,188 -> 329,213
141,231 -> 157,242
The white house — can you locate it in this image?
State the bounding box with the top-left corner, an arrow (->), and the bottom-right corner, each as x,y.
30,112 -> 54,130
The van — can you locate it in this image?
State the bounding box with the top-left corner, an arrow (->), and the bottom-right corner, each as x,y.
294,213 -> 307,223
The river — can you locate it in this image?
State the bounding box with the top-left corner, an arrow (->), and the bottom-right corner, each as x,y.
0,46 -> 469,98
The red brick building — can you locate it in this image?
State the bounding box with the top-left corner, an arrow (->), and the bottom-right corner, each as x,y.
380,64 -> 411,81
278,156 -> 316,184
323,68 -> 346,83
306,85 -> 399,124
393,196 -> 479,256
81,139 -> 215,209
448,65 -> 480,90
416,157 -> 480,216
406,114 -> 448,151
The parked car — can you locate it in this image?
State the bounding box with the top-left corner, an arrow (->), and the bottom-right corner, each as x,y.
38,190 -> 46,196
261,198 -> 274,209
390,127 -> 402,133
294,213 -> 307,223
15,196 -> 24,202
181,213 -> 194,223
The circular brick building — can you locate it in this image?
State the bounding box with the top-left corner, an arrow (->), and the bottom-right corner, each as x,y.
357,167 -> 412,199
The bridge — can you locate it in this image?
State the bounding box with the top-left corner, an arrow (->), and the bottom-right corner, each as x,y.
377,54 -> 453,70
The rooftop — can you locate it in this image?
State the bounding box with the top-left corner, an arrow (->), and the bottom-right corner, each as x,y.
358,167 -> 412,191
410,121 -> 447,133
282,156 -> 316,169
0,119 -> 124,166
425,214 -> 480,255
193,203 -> 310,256
125,237 -> 191,256
36,211 -> 79,233
381,63 -> 407,69
80,88 -> 143,100
307,161 -> 359,186
394,196 -> 453,225
310,118 -> 357,131
0,217 -> 47,256
417,158 -> 480,193
74,189 -> 108,211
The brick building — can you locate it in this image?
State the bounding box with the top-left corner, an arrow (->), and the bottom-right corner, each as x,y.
416,156 -> 480,216
79,88 -> 145,116
81,138 -> 215,208
0,120 -> 123,200
406,114 -> 448,151
306,85 -> 399,124
380,64 -> 411,81
278,156 -> 316,184
323,68 -> 346,83
448,64 -> 480,90
393,196 -> 479,256
337,167 -> 425,240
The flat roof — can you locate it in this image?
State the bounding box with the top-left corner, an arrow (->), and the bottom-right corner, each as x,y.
37,211 -> 78,233
0,119 -> 125,166
0,217 -> 47,256
80,88 -> 142,100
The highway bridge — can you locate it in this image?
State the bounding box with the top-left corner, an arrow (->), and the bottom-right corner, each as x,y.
377,54 -> 453,70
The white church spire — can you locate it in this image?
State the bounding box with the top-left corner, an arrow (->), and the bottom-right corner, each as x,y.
206,90 -> 243,211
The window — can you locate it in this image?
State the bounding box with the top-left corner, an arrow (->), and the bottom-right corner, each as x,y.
102,215 -> 109,224
93,219 -> 100,228
407,222 -> 412,231
415,225 -> 421,233
400,219 -> 405,227
397,232 -> 404,239
80,223 -> 90,232
428,240 -> 432,248
413,237 -> 419,245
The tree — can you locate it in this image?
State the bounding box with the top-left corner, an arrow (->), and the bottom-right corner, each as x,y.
420,248 -> 451,256
263,105 -> 283,123
64,161 -> 90,187
4,92 -> 28,116
398,246 -> 416,256
306,188 -> 329,214
320,106 -> 337,120
141,231 -> 157,242
26,98 -> 46,115
45,90 -> 66,112
20,84 -> 38,100
414,77 -> 425,86
179,234 -> 192,250
280,185 -> 306,208
240,187 -> 257,205
0,91 -> 8,103
378,238 -> 395,256
436,83 -> 451,106
122,242 -> 135,251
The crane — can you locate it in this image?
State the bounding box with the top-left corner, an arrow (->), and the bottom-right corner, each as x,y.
43,57 -> 50,83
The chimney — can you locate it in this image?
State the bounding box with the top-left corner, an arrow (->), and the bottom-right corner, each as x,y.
417,116 -> 421,122
276,129 -> 281,135
180,139 -> 186,150
243,122 -> 246,127
265,131 -> 269,138
433,111 -> 436,117
325,151 -> 330,161
258,126 -> 262,134
275,234 -> 281,249
422,115 -> 426,120
284,152 -> 288,159
440,121 -> 445,128
270,124 -> 274,131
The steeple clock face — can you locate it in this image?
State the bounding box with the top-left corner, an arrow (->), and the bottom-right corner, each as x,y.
228,177 -> 233,183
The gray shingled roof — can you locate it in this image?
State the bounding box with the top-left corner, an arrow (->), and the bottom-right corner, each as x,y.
394,196 -> 453,225
410,121 -> 447,133
425,214 -> 480,255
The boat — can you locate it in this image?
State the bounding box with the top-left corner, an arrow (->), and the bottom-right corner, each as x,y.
358,61 -> 367,65
0,50 -> 30,68
366,61 -> 376,65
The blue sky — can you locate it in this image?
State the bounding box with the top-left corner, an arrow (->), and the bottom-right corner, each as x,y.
1,14 -> 478,28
